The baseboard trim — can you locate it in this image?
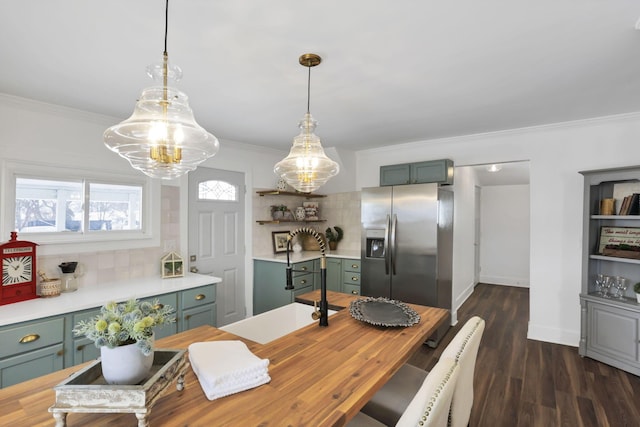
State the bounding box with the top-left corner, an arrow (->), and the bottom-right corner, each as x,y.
527,321 -> 580,347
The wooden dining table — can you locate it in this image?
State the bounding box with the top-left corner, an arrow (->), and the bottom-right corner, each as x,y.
0,291 -> 448,426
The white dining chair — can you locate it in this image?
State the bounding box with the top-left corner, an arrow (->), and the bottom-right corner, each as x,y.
360,316 -> 485,427
348,357 -> 459,427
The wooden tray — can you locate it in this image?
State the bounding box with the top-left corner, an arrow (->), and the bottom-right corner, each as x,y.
49,349 -> 188,426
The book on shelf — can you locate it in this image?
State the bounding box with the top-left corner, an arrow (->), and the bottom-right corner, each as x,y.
617,193 -> 640,215
619,196 -> 631,215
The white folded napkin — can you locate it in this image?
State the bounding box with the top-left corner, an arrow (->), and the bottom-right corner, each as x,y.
188,341 -> 271,400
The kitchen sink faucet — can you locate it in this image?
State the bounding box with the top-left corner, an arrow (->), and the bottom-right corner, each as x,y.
284,227 -> 329,327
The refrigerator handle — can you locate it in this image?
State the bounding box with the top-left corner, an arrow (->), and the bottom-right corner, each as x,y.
384,214 -> 390,275
391,214 -> 397,275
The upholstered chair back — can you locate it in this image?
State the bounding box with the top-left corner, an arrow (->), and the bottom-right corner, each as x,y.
439,316 -> 485,427
396,358 -> 459,427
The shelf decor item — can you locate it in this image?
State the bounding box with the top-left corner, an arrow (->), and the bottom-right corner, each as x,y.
72,299 -> 176,384
599,198 -> 615,215
634,282 -> 640,303
272,231 -> 291,254
325,226 -> 344,250
0,231 -> 38,305
598,226 -> 640,259
161,252 -> 184,278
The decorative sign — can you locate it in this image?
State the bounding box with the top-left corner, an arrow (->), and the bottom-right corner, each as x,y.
598,227 -> 640,254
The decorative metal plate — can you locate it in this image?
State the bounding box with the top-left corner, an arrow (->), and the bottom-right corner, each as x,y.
349,297 -> 420,327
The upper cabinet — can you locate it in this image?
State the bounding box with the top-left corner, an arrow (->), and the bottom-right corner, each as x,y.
380,159 -> 453,186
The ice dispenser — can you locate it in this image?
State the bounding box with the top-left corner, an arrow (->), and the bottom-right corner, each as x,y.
365,229 -> 385,258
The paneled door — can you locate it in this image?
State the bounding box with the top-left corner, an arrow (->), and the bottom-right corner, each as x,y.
188,167 -> 245,326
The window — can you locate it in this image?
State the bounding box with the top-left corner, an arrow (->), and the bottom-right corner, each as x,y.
198,180 -> 237,201
15,179 -> 142,233
2,161 -> 159,253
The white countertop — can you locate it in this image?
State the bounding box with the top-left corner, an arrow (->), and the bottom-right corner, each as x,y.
253,249 -> 361,263
0,273 -> 221,326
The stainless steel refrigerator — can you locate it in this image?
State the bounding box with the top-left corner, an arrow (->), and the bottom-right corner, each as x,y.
361,183 -> 453,346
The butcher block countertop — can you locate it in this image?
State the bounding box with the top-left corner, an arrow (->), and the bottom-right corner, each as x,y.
0,291 -> 448,427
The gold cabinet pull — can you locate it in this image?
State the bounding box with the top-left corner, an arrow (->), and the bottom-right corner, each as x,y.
56,350 -> 64,357
19,334 -> 40,344
195,294 -> 206,301
351,290 -> 358,295
300,279 -> 307,285
352,264 -> 359,269
352,276 -> 359,282
77,344 -> 85,351
153,303 -> 164,310
301,266 -> 308,271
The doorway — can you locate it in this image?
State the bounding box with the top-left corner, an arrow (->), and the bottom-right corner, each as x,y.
188,167 -> 246,326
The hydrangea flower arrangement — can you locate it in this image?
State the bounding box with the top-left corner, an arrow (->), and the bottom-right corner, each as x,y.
73,299 -> 175,356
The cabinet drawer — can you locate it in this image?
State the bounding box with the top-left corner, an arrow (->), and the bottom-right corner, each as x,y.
293,260 -> 315,276
294,274 -> 312,288
343,271 -> 361,285
0,318 -> 64,358
343,260 -> 361,272
182,285 -> 216,310
143,293 -> 178,312
343,284 -> 361,296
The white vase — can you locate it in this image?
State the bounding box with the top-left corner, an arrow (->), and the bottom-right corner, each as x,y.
100,342 -> 154,385
636,293 -> 640,303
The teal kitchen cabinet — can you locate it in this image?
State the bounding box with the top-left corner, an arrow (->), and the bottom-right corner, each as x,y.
342,259 -> 361,295
254,259 -> 316,315
325,258 -> 342,292
142,293 -> 179,338
380,159 -> 453,186
0,316 -> 65,388
180,284 -> 217,330
0,282 -> 219,389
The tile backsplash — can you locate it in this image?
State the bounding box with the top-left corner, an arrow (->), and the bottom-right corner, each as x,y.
252,190 -> 361,255
36,185 -> 179,289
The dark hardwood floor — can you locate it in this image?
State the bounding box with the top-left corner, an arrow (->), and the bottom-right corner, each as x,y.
408,283 -> 640,427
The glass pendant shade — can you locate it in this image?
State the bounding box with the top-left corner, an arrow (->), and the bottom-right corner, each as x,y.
103,0 -> 219,180
274,112 -> 339,193
104,85 -> 219,180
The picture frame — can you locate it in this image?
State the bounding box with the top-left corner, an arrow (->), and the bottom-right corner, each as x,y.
597,226 -> 640,256
272,231 -> 290,254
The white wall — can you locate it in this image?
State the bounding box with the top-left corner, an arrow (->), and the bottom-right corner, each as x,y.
479,185 -> 530,287
356,112 -> 640,346
451,166 -> 477,324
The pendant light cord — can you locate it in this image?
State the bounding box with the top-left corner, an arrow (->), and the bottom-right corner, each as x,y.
306,64 -> 311,114
163,0 -> 169,56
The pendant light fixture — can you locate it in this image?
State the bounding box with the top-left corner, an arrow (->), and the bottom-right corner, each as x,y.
274,53 -> 339,193
104,0 -> 219,180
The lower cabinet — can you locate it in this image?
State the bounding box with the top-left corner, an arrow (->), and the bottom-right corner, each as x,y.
180,285 -> 217,331
254,259 -> 316,315
580,296 -> 640,376
325,258 -> 342,292
254,257 -> 362,314
0,344 -> 64,388
0,317 -> 65,388
0,282 -> 217,389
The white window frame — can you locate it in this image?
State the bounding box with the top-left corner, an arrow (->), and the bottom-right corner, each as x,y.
1,160 -> 160,255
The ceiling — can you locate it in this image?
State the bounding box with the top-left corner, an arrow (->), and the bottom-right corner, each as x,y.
1,1 -> 639,151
